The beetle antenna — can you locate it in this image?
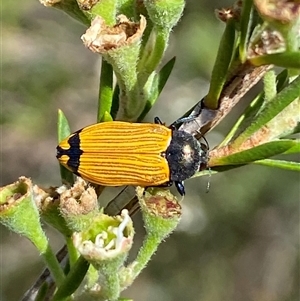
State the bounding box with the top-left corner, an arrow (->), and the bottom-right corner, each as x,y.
201,134 -> 210,151
206,167 -> 211,193
192,125 -> 211,193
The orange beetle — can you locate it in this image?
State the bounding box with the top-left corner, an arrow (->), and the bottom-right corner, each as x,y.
56,119 -> 208,195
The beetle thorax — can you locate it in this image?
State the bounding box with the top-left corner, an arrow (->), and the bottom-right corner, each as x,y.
166,130 -> 205,182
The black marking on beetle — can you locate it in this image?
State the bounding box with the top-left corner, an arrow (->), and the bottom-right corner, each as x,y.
166,130 -> 204,182
154,116 -> 209,196
56,130 -> 83,174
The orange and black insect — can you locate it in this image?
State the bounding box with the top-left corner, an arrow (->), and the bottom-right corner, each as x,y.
56,118 -> 208,195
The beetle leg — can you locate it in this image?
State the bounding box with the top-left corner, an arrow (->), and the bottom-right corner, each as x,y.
161,181 -> 173,188
154,116 -> 163,124
172,115 -> 197,125
171,98 -> 205,127
144,181 -> 173,192
175,181 -> 185,196
154,116 -> 178,134
143,180 -> 174,195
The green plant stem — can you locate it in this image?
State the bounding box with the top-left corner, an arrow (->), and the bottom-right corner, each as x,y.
100,265 -> 121,300
116,88 -> 142,121
105,43 -> 142,120
263,71 -> 277,102
41,245 -> 65,286
284,21 -> 299,53
284,21 -> 300,76
131,233 -> 161,280
52,256 -> 90,301
66,236 -> 78,267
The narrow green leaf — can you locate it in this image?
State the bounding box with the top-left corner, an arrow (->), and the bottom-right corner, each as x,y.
35,282 -> 49,301
213,140 -> 296,166
58,165 -> 74,187
283,139 -> 300,154
249,52 -> 300,69
57,110 -> 74,185
232,75 -> 300,146
205,18 -> 236,109
116,0 -> 135,19
220,92 -> 264,146
111,84 -> 120,120
138,97 -> 155,122
137,28 -> 169,87
138,57 -> 176,121
254,159 -> 300,171
222,70 -> 293,147
98,59 -> 114,122
276,69 -> 289,92
102,111 -> 114,122
157,56 -> 176,95
54,2 -> 90,26
239,0 -> 253,62
267,97 -> 300,139
57,109 -> 71,143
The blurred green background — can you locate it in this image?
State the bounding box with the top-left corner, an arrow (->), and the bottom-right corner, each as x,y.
1,1 -> 299,300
